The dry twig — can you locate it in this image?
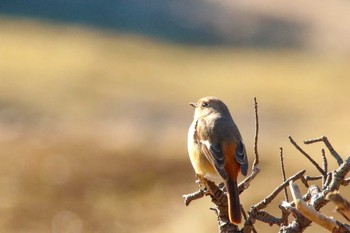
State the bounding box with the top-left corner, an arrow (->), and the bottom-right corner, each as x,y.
290,182 -> 350,233
327,192 -> 350,222
289,136 -> 325,175
253,170 -> 305,211
239,97 -> 261,193
279,147 -> 289,202
253,97 -> 259,167
304,136 -> 343,165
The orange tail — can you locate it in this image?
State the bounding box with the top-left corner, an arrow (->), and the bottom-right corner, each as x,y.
225,178 -> 241,224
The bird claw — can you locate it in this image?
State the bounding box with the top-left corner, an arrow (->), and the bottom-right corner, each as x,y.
195,175 -> 213,195
195,174 -> 207,186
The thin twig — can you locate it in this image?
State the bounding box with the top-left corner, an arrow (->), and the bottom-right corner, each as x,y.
238,165 -> 260,194
238,97 -> 261,193
279,147 -> 289,202
324,172 -> 333,189
321,149 -> 328,188
253,97 -> 259,167
304,175 -> 323,181
304,136 -> 343,165
183,189 -> 206,206
300,176 -> 310,188
289,136 -> 325,175
254,210 -> 283,226
254,170 -> 306,211
322,149 -> 328,174
303,138 -> 323,144
242,205 -> 258,233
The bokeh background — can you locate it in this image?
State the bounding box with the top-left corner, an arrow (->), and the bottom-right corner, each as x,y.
1,1 -> 350,232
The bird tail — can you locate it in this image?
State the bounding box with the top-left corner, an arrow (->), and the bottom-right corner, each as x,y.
225,178 -> 242,224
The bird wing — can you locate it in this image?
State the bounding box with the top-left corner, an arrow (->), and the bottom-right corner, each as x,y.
235,140 -> 248,176
195,119 -> 228,180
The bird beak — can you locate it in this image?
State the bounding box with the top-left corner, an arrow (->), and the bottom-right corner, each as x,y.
189,102 -> 197,108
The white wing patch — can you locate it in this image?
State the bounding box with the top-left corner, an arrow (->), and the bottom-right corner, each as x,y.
201,140 -> 211,149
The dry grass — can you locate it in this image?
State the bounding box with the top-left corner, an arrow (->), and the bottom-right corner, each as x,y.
0,17 -> 350,233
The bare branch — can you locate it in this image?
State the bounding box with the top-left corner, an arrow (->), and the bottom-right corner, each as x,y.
279,203 -> 291,226
328,157 -> 350,192
254,210 -> 283,226
183,189 -> 206,206
308,185 -> 321,206
243,216 -> 256,233
300,176 -> 310,188
310,157 -> 350,211
342,177 -> 350,186
304,175 -> 322,181
242,206 -> 258,233
254,170 -> 306,211
321,149 -> 328,188
253,97 -> 259,167
279,147 -> 289,202
238,165 -> 260,194
303,137 -> 323,144
326,192 -> 350,222
290,181 -> 350,233
289,136 -> 325,175
304,136 -> 343,165
238,97 -> 261,193
322,149 -> 328,174
323,172 -> 332,188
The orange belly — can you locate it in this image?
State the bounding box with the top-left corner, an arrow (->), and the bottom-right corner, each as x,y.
190,144 -> 219,179
188,122 -> 220,180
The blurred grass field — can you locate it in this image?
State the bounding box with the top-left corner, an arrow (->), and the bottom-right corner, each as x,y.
1,17 -> 350,233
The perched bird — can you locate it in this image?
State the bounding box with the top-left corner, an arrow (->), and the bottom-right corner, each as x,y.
187,96 -> 248,224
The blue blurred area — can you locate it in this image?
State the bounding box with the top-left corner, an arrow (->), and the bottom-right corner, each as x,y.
0,0 -> 304,47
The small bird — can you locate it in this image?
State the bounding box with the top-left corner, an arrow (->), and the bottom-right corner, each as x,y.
188,96 -> 248,224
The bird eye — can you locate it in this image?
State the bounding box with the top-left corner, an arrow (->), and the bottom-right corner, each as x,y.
201,102 -> 208,108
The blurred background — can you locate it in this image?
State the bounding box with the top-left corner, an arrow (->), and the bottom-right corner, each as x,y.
0,1 -> 350,232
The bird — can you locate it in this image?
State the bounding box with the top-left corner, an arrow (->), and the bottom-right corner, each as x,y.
187,96 -> 248,224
